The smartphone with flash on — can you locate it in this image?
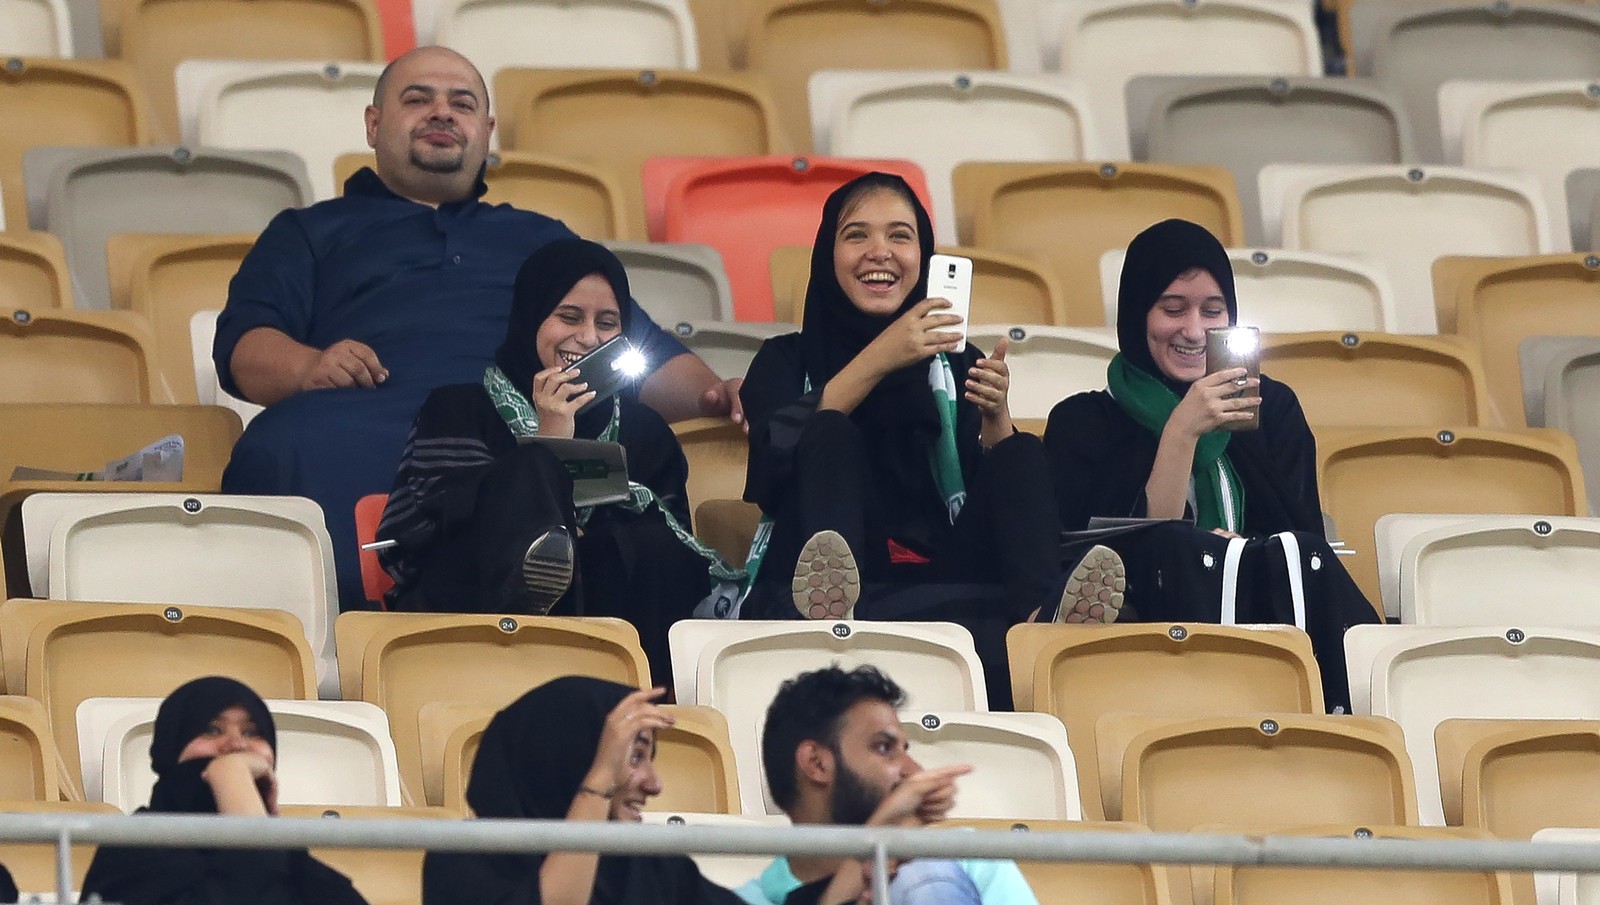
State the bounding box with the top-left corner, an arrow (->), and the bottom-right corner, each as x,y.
1205,326 -> 1261,432
925,253 -> 973,354
565,335 -> 648,415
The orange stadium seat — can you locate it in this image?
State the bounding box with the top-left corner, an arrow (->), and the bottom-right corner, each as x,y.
0,307 -> 162,404
1259,332 -> 1496,428
0,231 -> 72,310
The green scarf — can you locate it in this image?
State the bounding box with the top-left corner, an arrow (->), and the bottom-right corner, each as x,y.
482,366 -> 743,583
1106,353 -> 1244,532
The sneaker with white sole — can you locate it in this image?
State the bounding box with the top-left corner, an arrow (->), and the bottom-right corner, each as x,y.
1054,544 -> 1126,624
791,529 -> 860,620
521,526 -> 574,616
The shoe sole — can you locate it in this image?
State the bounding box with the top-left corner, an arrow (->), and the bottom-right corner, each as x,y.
522,528 -> 574,616
792,530 -> 860,620
1057,544 -> 1126,624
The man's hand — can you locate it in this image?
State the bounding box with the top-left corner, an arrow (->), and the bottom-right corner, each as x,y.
300,339 -> 389,391
699,376 -> 746,430
865,763 -> 972,829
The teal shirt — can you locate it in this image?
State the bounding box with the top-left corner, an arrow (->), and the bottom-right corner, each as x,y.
733,855 -> 1039,905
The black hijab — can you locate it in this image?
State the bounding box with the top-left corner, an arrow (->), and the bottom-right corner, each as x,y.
424,676 -> 742,905
498,239 -> 635,437
1116,218 -> 1240,396
147,676 -> 277,814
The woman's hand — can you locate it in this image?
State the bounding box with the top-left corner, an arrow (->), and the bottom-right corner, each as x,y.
531,366 -> 594,439
966,339 -> 1013,447
862,298 -> 964,375
1167,368 -> 1262,440
580,688 -> 674,795
202,751 -> 277,816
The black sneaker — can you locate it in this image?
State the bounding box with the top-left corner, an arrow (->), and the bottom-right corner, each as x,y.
521,526 -> 574,616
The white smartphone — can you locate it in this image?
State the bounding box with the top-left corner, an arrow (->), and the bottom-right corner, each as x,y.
925,253 -> 973,354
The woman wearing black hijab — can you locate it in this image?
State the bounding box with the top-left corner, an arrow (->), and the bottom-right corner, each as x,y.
423,676 -> 743,905
377,238 -> 726,675
739,172 -> 1123,627
1043,219 -> 1378,710
79,676 -> 366,905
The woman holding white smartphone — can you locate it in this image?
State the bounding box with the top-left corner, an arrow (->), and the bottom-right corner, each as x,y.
738,172 -> 1125,648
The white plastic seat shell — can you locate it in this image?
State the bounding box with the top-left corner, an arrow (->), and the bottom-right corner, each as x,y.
901,710 -> 1081,820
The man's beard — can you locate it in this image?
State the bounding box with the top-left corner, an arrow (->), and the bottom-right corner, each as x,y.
410,147 -> 465,174
828,749 -> 885,826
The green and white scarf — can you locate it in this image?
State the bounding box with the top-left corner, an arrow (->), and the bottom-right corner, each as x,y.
743,354 -> 968,585
483,366 -> 744,585
1105,353 -> 1244,532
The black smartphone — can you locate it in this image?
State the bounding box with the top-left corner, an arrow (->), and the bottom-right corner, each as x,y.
1205,326 -> 1261,432
564,335 -> 647,414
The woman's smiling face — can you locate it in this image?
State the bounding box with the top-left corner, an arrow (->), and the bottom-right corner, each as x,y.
832,188 -> 922,317
1145,267 -> 1228,383
534,273 -> 623,371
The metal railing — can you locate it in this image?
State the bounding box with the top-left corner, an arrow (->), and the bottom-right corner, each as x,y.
5,812 -> 1600,904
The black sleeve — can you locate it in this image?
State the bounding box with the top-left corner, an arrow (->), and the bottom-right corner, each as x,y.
1044,393 -> 1155,531
739,335 -> 818,510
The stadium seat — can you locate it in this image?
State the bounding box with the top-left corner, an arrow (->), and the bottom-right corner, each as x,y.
1053,0 -> 1321,150
0,230 -> 71,310
1007,623 -> 1323,820
0,58 -> 147,230
433,705 -> 489,813
1374,512 -> 1555,620
1522,338 -> 1600,510
1128,75 -> 1411,245
178,60 -> 382,201
1346,0 -> 1600,162
336,149 -> 629,240
640,811 -> 792,890
809,69 -> 1119,243
354,492 -> 392,607
605,242 -> 735,324
1212,825 -> 1513,905
656,703 -> 742,814
106,233 -> 254,403
0,801 -> 120,897
1102,246 -> 1400,333
20,492 -> 339,698
1318,426 -> 1586,605
24,146 -> 310,311
1436,718 -> 1600,838
1566,167 -> 1600,251
1345,623 -> 1600,825
0,695 -> 59,801
1261,164 -> 1563,334
901,709 -> 1079,820
743,0 -> 1007,155
940,819 -> 1171,905
1441,254 -> 1600,427
965,325 -> 1117,419
668,619 -> 987,814
0,307 -> 162,403
692,498 -> 760,567
1380,514 -> 1600,628
79,697 -> 403,810
1105,712 -> 1416,827
1258,332 -> 1495,428
188,310 -> 265,427
436,0 -> 698,89
1440,80 -> 1600,218
334,611 -> 650,807
279,804 -> 456,905
118,0 -> 385,142
953,161 -> 1244,325
0,597 -> 317,797
668,320 -> 786,384
672,416 -> 753,518
496,68 -> 788,240
646,155 -> 932,320
0,0 -> 72,56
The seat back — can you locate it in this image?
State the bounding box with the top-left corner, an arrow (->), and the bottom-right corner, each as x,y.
0,308 -> 159,402
902,710 -> 1079,819
1443,79 -> 1600,223
188,310 -> 264,425
279,804 -> 457,905
1437,718 -> 1600,838
335,611 -> 649,807
965,325 -> 1117,419
0,598 -> 317,795
1397,516 -> 1600,627
656,703 -> 741,814
649,155 -> 932,320
670,321 -> 787,384
1259,331 -> 1495,428
0,402 -> 241,488
1132,75 -> 1409,245
0,801 -> 121,897
954,161 -> 1243,325
0,0 -> 73,55
812,69 -> 1114,243
673,416 -> 754,518
1317,426 -> 1587,604
1008,622 -> 1323,820
438,0 -> 697,89
0,695 -> 59,801
0,231 -> 71,309
1527,338 -> 1600,513
1347,623 -> 1600,825
940,819 -> 1172,905
640,811 -> 792,890
606,242 -> 734,324
0,58 -> 146,230
497,68 -> 786,240
108,232 -> 253,403
693,499 -> 760,567
27,145 -> 310,310
354,492 -> 392,606
744,0 -> 1007,155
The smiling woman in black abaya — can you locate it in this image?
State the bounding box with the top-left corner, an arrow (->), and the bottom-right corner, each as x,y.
423,676 -> 745,905
79,676 -> 367,905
